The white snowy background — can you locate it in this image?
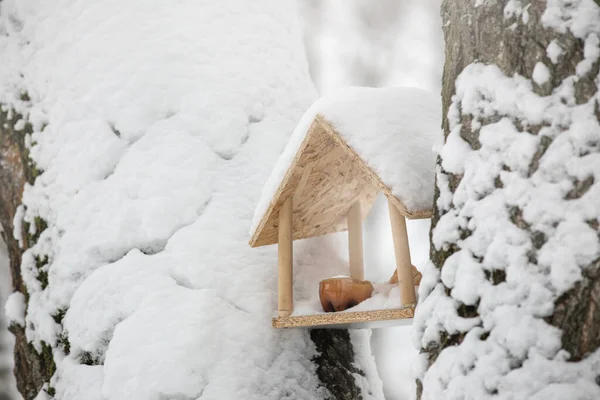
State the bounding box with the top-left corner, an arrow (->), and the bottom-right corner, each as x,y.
0,1 -> 442,399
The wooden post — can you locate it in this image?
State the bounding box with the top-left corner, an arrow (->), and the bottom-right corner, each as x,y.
347,201 -> 364,280
388,197 -> 416,306
278,196 -> 293,317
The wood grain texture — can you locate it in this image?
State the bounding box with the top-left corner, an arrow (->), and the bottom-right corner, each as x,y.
347,202 -> 364,280
250,115 -> 432,247
388,199 -> 417,306
277,196 -> 293,317
272,306 -> 415,329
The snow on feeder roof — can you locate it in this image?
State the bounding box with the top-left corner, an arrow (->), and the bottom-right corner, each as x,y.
249,86 -> 441,329
250,86 -> 440,247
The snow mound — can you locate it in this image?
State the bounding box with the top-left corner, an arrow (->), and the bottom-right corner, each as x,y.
251,86 -> 442,234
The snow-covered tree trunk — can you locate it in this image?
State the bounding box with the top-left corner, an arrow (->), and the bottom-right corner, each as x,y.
0,1 -> 384,399
415,0 -> 600,398
0,105 -> 51,399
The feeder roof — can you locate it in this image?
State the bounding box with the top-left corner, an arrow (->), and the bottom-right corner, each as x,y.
249,86 -> 441,248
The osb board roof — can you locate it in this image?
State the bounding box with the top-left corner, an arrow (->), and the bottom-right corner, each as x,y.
249,115 -> 432,248
272,306 -> 415,329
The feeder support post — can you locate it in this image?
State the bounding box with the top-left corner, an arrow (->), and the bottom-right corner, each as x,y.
348,201 -> 365,280
278,196 -> 294,317
388,197 -> 417,306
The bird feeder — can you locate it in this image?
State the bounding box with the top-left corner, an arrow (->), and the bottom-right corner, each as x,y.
249,111 -> 434,329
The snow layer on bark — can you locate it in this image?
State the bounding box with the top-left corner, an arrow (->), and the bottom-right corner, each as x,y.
251,86 -> 441,235
416,1 -> 600,399
0,1 -> 385,399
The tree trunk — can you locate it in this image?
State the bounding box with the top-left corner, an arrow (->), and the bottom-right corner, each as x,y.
311,329 -> 367,400
417,0 -> 600,398
0,98 -> 373,400
0,105 -> 55,399
2,111 -> 374,400
0,3 -> 379,399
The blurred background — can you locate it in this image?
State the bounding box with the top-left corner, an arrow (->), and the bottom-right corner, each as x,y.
0,1 -> 442,399
299,0 -> 442,94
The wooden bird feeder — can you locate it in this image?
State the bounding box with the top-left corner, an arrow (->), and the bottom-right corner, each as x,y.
250,114 -> 433,329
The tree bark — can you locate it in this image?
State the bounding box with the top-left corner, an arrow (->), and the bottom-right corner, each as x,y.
0,103 -> 55,399
311,329 -> 366,400
419,0 -> 600,398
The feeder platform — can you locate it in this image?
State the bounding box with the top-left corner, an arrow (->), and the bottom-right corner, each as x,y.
273,306 -> 415,329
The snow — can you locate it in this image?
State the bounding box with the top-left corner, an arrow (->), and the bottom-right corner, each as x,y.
0,1 -> 385,399
532,62 -> 551,85
63,250 -> 176,363
350,330 -> 385,399
542,0 -> 600,37
546,40 -> 564,64
12,205 -> 24,249
251,86 -> 441,235
416,1 -> 600,399
439,113 -> 471,175
102,287 -> 319,400
576,33 -> 600,77
54,360 -> 103,400
504,0 -> 524,20
5,292 -> 25,327
503,0 -> 532,25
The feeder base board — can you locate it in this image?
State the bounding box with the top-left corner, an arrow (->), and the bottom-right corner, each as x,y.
272,307 -> 415,329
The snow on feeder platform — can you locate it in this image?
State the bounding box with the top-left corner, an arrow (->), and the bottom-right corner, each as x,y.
249,87 -> 441,329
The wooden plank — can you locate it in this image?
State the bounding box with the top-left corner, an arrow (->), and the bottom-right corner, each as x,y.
278,197 -> 293,317
388,198 -> 417,307
347,202 -> 364,280
272,307 -> 415,329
